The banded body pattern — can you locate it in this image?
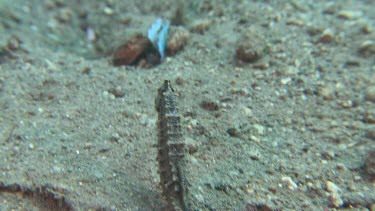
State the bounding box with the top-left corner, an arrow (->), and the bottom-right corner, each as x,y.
155,80 -> 188,211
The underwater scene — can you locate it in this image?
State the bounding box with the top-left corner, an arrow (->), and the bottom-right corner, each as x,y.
0,0 -> 374,210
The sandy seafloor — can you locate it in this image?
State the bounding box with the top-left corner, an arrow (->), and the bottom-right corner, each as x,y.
0,0 -> 374,210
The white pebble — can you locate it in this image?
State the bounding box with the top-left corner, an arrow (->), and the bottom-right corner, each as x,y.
282,176 -> 298,191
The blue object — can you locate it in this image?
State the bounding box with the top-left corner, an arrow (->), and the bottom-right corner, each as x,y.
147,18 -> 170,60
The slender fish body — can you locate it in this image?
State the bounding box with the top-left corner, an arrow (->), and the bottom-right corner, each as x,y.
155,80 -> 188,211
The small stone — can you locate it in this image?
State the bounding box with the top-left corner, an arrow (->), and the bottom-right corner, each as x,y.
361,24 -> 372,34
322,151 -> 335,159
28,143 -> 34,149
175,77 -> 185,86
359,40 -> 375,56
190,19 -> 211,34
336,163 -> 347,171
280,77 -> 292,85
337,100 -> 353,108
326,181 -> 341,193
185,137 -> 198,154
318,28 -> 334,43
103,7 -> 114,15
329,192 -> 344,207
249,135 -> 260,143
235,27 -> 267,64
365,86 -> 375,102
167,26 -> 190,56
249,149 -> 261,160
326,181 -> 343,207
282,176 -> 298,191
56,8 -> 73,23
200,100 -> 219,111
286,19 -> 304,26
363,109 -> 375,123
52,165 -> 61,173
364,150 -> 375,176
12,146 -> 19,153
366,126 -> 375,140
251,124 -> 265,135
227,127 -> 240,137
7,35 -> 21,51
338,10 -> 363,20
353,175 -> 362,181
318,86 -> 335,100
241,107 -> 253,118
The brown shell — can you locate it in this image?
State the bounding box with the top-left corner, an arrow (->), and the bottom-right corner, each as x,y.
113,35 -> 151,66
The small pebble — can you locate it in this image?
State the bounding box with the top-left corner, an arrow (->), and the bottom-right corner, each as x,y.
167,26 -> 190,55
241,107 -> 253,118
286,19 -> 304,26
282,176 -> 298,191
326,181 -> 343,207
249,150 -> 261,160
227,127 -> 240,137
329,192 -> 344,207
326,181 -> 341,193
103,7 -> 114,15
359,40 -> 375,56
318,86 -> 335,100
318,28 -> 334,43
337,100 -> 353,108
353,175 -> 362,181
365,86 -> 375,102
56,8 -> 73,23
7,35 -> 21,51
251,124 -> 265,135
200,100 -> 219,111
280,77 -> 292,85
190,19 -> 211,34
28,143 -> 34,149
235,27 -> 267,63
12,146 -> 19,153
363,109 -> 375,123
336,163 -> 347,171
52,165 -> 61,173
364,150 -> 375,176
366,126 -> 375,140
337,10 -> 363,20
322,151 -> 335,159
